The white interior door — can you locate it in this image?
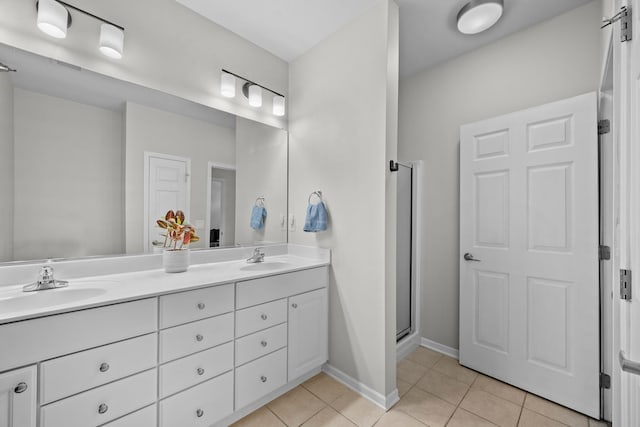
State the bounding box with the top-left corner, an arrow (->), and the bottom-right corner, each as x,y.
460,92 -> 599,417
145,153 -> 190,252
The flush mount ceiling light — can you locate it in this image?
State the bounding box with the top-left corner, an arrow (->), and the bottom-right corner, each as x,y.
35,0 -> 125,59
457,0 -> 504,35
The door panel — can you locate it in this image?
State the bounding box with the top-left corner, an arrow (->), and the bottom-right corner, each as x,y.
460,92 -> 599,417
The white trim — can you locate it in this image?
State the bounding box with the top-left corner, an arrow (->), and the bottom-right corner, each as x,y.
420,338 -> 459,360
323,364 -> 399,410
396,331 -> 420,361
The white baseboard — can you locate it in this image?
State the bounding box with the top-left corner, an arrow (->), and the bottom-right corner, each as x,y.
396,332 -> 420,361
323,364 -> 399,410
420,338 -> 459,360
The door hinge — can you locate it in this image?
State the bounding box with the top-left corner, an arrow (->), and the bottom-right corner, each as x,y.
621,269 -> 632,300
599,245 -> 611,260
603,6 -> 632,42
600,373 -> 611,389
598,119 -> 611,135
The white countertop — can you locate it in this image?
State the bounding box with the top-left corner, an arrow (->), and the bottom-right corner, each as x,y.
0,251 -> 329,325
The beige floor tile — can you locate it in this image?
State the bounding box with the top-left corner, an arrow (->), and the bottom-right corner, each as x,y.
301,407 -> 357,427
303,373 -> 351,404
432,357 -> 478,385
397,379 -> 412,397
331,389 -> 385,427
524,394 -> 588,427
447,408 -> 498,427
472,374 -> 526,406
406,347 -> 443,368
267,386 -> 326,426
231,407 -> 286,427
414,369 -> 470,405
518,409 -> 565,427
373,409 -> 426,427
588,420 -> 610,427
460,389 -> 521,427
397,358 -> 429,385
394,387 -> 456,427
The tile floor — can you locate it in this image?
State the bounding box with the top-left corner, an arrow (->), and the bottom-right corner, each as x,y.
232,347 -> 611,427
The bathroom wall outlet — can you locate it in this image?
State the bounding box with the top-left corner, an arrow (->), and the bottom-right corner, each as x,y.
288,214 -> 296,232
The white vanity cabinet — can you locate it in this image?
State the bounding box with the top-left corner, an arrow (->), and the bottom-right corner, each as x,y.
0,365 -> 37,427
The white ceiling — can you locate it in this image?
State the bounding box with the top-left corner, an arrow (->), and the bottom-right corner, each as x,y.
176,0 -> 595,78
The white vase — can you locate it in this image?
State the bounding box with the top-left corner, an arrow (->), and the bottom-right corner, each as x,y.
163,249 -> 190,273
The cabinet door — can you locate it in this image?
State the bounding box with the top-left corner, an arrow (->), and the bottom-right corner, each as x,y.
288,288 -> 328,380
0,365 -> 37,427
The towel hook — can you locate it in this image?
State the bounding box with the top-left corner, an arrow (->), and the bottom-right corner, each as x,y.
308,190 -> 323,204
255,196 -> 265,207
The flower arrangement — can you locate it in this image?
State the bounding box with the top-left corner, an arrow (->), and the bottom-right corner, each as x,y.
156,210 -> 200,250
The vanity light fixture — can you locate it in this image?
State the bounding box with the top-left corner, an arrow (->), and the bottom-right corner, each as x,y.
0,62 -> 16,73
221,69 -> 286,116
36,0 -> 125,59
456,0 -> 504,35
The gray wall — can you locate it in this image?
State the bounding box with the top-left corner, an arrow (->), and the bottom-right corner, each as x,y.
289,0 -> 399,397
398,1 -> 602,349
0,74 -> 13,262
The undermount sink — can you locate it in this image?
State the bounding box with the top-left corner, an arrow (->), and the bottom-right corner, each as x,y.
240,261 -> 292,271
0,286 -> 108,313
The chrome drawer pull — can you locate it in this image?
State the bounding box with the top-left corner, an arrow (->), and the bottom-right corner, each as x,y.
196,409 -> 204,418
261,340 -> 268,347
292,303 -> 298,308
261,314 -> 268,320
197,367 -> 205,376
196,334 -> 204,342
260,375 -> 267,383
99,362 -> 110,373
98,403 -> 108,414
14,382 -> 27,394
197,302 -> 205,310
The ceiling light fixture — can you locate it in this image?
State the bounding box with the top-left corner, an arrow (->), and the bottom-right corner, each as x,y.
456,0 -> 504,35
221,69 -> 286,116
35,0 -> 125,59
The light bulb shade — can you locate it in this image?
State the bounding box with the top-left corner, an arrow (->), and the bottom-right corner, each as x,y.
248,85 -> 262,107
221,72 -> 236,98
99,24 -> 124,59
457,0 -> 503,35
37,0 -> 69,39
273,95 -> 285,116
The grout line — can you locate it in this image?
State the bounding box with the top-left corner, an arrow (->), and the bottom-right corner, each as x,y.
266,406 -> 289,426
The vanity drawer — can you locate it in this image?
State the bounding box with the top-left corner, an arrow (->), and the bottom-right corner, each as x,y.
236,299 -> 287,337
40,368 -> 157,427
159,341 -> 233,398
101,405 -> 156,427
235,348 -> 287,409
159,283 -> 234,328
236,323 -> 287,366
0,298 -> 157,373
40,333 -> 157,404
159,312 -> 234,363
236,267 -> 328,309
159,371 -> 233,427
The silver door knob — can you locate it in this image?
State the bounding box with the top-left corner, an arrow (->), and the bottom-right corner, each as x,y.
463,253 -> 481,262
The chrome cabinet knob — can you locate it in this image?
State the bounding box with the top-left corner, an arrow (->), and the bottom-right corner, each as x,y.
261,314 -> 268,320
260,375 -> 267,383
196,334 -> 204,342
197,367 -> 205,376
196,409 -> 204,418
99,362 -> 110,373
261,340 -> 267,347
14,382 -> 27,394
98,403 -> 108,414
197,302 -> 205,310
292,303 -> 298,308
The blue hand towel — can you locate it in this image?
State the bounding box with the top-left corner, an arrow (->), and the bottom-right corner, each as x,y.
250,206 -> 266,230
304,201 -> 328,232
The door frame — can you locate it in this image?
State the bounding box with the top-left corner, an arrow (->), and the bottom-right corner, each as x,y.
143,152 -> 191,253
205,161 -> 236,248
396,160 -> 423,360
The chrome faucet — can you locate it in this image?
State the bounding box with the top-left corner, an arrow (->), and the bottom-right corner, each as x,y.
23,266 -> 69,292
246,248 -> 265,263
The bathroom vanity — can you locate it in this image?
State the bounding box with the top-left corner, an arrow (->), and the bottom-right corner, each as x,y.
0,246 -> 329,427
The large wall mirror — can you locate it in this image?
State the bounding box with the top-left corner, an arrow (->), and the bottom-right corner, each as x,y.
0,43 -> 288,264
